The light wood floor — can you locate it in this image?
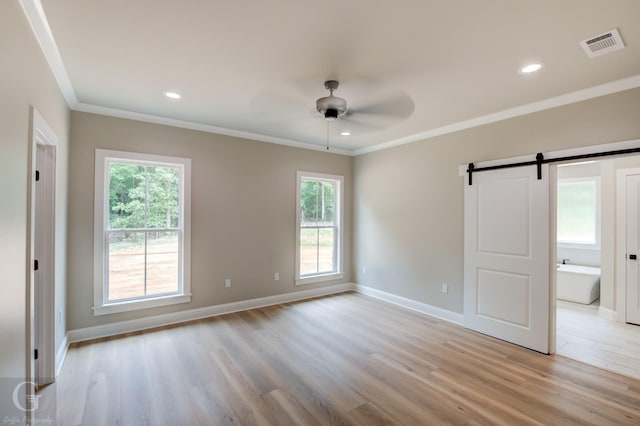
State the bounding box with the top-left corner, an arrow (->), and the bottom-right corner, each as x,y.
40,292 -> 640,425
557,299 -> 640,380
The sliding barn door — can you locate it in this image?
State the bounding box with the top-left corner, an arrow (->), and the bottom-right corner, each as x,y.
464,165 -> 550,354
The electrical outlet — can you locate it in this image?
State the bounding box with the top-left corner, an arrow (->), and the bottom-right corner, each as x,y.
225,278 -> 231,288
362,266 -> 367,275
274,272 -> 279,281
441,283 -> 448,294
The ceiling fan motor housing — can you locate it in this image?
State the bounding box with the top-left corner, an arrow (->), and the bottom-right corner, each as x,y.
316,80 -> 347,120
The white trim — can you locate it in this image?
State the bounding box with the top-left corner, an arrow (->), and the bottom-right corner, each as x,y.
354,285 -> 464,326
18,0 -> 77,106
55,335 -> 68,377
74,103 -> 352,156
549,165 -> 558,354
295,272 -> 345,285
357,74 -> 640,156
599,306 -> 617,321
93,149 -> 192,315
68,283 -> 355,343
93,294 -> 192,316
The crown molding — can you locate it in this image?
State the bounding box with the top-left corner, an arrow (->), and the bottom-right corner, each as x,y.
73,103 -> 352,155
354,74 -> 640,156
19,0 -> 77,106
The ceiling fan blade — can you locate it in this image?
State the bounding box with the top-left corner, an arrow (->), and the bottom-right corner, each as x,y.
250,78 -> 414,140
335,115 -> 387,134
349,89 -> 415,120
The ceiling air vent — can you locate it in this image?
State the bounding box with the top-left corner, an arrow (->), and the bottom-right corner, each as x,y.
580,29 -> 625,58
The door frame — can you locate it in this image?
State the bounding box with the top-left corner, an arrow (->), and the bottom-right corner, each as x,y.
548,165 -> 558,353
615,166 -> 640,323
27,107 -> 58,389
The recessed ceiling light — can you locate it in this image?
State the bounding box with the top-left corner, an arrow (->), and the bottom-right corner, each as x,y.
164,91 -> 181,99
340,131 -> 351,136
520,63 -> 543,74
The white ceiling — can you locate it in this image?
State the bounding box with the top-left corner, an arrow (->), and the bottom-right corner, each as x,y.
31,0 -> 640,154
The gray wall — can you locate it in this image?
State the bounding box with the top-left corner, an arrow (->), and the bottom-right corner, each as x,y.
67,112 -> 352,330
354,88 -> 640,314
0,0 -> 69,378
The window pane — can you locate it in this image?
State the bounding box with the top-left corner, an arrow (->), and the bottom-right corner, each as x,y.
108,163 -> 146,229
300,227 -> 319,275
318,227 -> 336,273
108,232 -> 145,300
145,166 -> 181,228
557,182 -> 596,244
147,231 -> 179,295
300,179 -> 335,226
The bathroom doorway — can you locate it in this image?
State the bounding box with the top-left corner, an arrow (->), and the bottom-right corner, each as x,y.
555,159 -> 640,379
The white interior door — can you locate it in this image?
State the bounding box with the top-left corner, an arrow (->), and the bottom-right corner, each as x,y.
464,165 -> 550,354
625,174 -> 640,325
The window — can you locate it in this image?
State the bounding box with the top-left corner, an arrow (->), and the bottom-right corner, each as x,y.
296,171 -> 344,284
557,177 -> 600,248
94,149 -> 191,315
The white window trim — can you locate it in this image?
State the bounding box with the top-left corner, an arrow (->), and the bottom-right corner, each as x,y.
93,149 -> 191,316
295,171 -> 344,285
557,176 -> 601,250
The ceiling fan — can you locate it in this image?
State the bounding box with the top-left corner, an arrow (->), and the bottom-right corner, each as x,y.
316,80 -> 347,121
250,78 -> 414,150
313,79 -> 414,150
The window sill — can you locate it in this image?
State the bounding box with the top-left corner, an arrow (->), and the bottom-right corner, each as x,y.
295,272 -> 344,286
93,293 -> 191,316
557,242 -> 600,251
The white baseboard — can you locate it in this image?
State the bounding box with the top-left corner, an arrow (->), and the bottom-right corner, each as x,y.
55,334 -> 68,377
598,306 -> 617,321
354,284 -> 464,326
67,283 -> 355,343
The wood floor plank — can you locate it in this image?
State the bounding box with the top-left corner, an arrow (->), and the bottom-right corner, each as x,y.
263,388 -> 322,426
347,401 -> 400,426
41,292 -> 640,425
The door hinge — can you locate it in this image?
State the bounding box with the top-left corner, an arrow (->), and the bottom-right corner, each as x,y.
34,259 -> 39,271
35,170 -> 40,182
34,349 -> 38,360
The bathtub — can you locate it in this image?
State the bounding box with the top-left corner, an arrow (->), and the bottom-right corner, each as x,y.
556,264 -> 601,304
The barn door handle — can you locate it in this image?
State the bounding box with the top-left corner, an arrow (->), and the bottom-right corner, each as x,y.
630,254 -> 637,260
